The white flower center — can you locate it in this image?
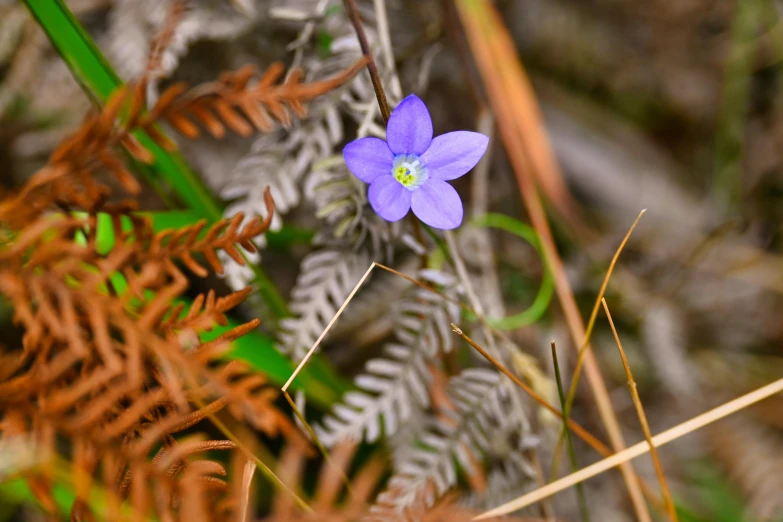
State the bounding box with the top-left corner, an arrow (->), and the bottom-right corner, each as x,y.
392,154 -> 428,191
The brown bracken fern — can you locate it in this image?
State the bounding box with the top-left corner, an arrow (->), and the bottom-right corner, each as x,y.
0,51 -> 366,229
0,14 -> 365,519
142,59 -> 368,141
0,198 -> 289,520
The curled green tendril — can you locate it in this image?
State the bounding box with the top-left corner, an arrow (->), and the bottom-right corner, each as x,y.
471,213 -> 554,330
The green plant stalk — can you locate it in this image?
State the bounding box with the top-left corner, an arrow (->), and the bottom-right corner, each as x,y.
22,0 -> 289,318
551,342 -> 592,522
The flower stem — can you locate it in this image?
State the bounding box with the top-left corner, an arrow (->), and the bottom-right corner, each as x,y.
343,0 -> 391,123
343,0 -> 437,269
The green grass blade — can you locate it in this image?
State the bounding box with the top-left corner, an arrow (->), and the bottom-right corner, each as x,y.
551,342 -> 592,522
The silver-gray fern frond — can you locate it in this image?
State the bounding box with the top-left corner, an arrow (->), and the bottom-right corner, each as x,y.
315,270 -> 461,446
370,368 -> 534,518
278,249 -> 371,362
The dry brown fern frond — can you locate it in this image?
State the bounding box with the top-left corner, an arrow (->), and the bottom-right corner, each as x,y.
0,266 -> 284,520
143,188 -> 275,278
0,191 -> 290,520
0,54 -> 364,228
0,4 -> 366,517
161,287 -> 252,334
141,57 -> 368,141
0,88 -> 142,228
0,205 -> 283,410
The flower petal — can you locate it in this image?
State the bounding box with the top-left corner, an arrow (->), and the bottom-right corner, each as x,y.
369,175 -> 412,222
343,137 -> 394,183
386,94 -> 433,155
420,131 -> 489,180
411,179 -> 463,230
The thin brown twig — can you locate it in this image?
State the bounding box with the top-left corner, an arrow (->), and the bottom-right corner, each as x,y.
283,255 -> 617,464
602,299 -> 678,522
343,0 -> 391,123
341,0 -> 430,266
376,263 -> 494,331
449,323 -> 611,456
276,259 -> 663,516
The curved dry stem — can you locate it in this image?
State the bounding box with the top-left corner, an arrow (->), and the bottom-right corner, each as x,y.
602,299 -> 678,522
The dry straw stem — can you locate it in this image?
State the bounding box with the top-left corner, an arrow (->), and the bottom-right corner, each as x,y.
551,209 -> 645,477
444,230 -> 499,359
476,375 -> 783,519
280,263 -> 432,399
449,322 -> 666,516
239,460 -> 257,522
281,258 -> 617,454
282,262 -> 377,391
455,1 -> 649,518
452,2 -> 580,230
279,258 -> 659,517
561,209 -> 646,425
372,0 -> 403,100
602,298 -> 678,522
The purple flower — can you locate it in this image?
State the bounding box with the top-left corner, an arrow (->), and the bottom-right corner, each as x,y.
343,94 -> 489,230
